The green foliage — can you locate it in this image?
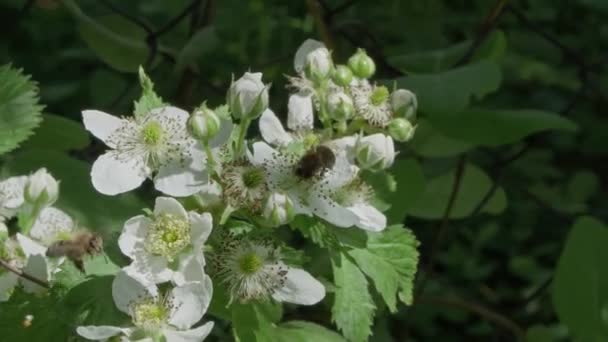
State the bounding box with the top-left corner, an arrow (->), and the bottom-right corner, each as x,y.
409,119 -> 473,157
20,114 -> 90,151
176,27 -> 219,72
134,67 -> 165,118
268,321 -> 347,342
0,65 -> 43,156
553,217 -> 608,341
382,159 -> 426,224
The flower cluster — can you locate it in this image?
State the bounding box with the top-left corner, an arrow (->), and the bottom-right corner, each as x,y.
72,39 -> 417,341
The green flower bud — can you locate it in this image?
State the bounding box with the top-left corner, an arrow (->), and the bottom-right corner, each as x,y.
332,65 -> 353,87
188,104 -> 221,141
388,118 -> 416,142
227,72 -> 269,120
305,47 -> 334,83
348,48 -> 376,79
263,193 -> 295,227
24,168 -> 59,208
327,92 -> 355,121
391,89 -> 417,121
355,133 -> 395,171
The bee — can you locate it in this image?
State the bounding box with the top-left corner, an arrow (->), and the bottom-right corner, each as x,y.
46,232 -> 103,273
295,145 -> 336,179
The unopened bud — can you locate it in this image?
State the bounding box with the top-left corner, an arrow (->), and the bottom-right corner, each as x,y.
332,65 -> 353,87
227,72 -> 269,120
24,168 -> 58,207
263,193 -> 295,227
388,118 -> 416,142
356,134 -> 395,171
348,49 -> 376,79
391,89 -> 417,121
305,47 -> 333,83
327,92 -> 354,121
188,104 -> 220,141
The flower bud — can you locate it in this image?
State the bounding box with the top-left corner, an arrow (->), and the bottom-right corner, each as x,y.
188,104 -> 220,141
305,47 -> 333,83
391,89 -> 417,121
332,65 -> 353,87
348,49 -> 376,79
227,72 -> 269,120
388,118 -> 416,142
263,193 -> 295,227
356,134 -> 395,171
327,92 -> 354,121
25,168 -> 58,207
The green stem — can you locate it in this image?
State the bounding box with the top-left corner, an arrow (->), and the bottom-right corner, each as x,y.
204,142 -> 216,175
235,118 -> 250,157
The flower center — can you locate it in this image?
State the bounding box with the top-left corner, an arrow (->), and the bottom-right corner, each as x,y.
370,86 -> 389,106
242,167 -> 265,189
238,252 -> 263,274
144,213 -> 191,261
131,299 -> 167,329
141,121 -> 164,146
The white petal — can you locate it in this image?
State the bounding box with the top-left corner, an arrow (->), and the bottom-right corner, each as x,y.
327,136 -> 357,162
322,152 -> 358,189
0,272 -> 19,302
287,94 -> 314,131
112,270 -> 157,315
189,212 -> 212,247
77,325 -> 126,340
118,216 -> 151,258
168,278 -> 212,330
154,163 -> 207,197
174,255 -> 207,285
259,109 -> 292,146
82,110 -> 124,148
29,207 -> 74,244
21,254 -> 48,294
124,254 -> 172,284
294,39 -> 325,73
150,106 -> 189,124
16,233 -> 46,257
308,195 -> 358,228
163,322 -> 214,342
349,203 -> 387,232
209,119 -> 233,148
154,197 -> 188,219
91,152 -> 148,196
0,175 -> 27,209
249,142 -> 277,167
272,267 -> 325,305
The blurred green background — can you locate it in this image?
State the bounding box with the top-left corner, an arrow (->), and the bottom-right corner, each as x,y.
1,0 -> 607,341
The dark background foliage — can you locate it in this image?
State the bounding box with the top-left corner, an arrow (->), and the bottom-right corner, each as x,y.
1,0 -> 607,341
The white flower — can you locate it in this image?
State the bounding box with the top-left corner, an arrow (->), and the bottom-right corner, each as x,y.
355,133 -> 396,171
294,39 -> 326,73
221,160 -> 269,213
258,94 -> 315,147
29,207 -> 74,246
77,271 -> 214,342
212,237 -> 324,305
0,233 -> 50,300
0,176 -> 27,218
263,193 -> 295,226
119,197 -> 212,285
24,168 -> 59,208
227,72 -> 269,120
351,81 -> 393,127
251,142 -> 385,231
82,106 -> 213,197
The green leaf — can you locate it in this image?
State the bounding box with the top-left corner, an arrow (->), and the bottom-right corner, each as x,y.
64,275 -> 128,326
351,226 -> 420,311
269,321 -> 347,342
20,114 -> 89,151
384,159 -> 426,224
133,67 -> 165,118
331,252 -> 376,342
231,302 -> 275,342
0,64 -> 44,155
409,163 -> 507,219
392,61 -> 501,116
77,15 -> 149,72
430,109 -> 578,146
176,27 -> 219,72
389,30 -> 507,73
526,325 -> 555,342
553,216 -> 608,341
409,119 -> 473,157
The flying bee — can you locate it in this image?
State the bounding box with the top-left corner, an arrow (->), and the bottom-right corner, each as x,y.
46,232 -> 103,273
295,145 -> 336,179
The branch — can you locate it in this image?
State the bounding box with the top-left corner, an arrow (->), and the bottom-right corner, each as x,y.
306,0 -> 335,50
152,0 -> 203,39
418,295 -> 525,340
0,259 -> 50,289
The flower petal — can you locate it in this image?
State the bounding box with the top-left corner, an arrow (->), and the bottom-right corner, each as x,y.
76,325 -> 126,340
30,207 -> 74,245
0,175 -> 27,210
21,254 -> 48,294
209,118 -> 234,148
272,267 -> 325,305
168,278 -> 213,329
163,322 -> 214,342
174,255 -> 207,285
16,233 -> 46,257
349,203 -> 387,232
154,197 -> 188,219
82,110 -> 124,148
307,194 -> 358,228
287,94 -> 314,131
189,212 -> 212,247
91,152 -> 148,195
124,253 -> 172,284
150,106 -> 189,124
118,215 -> 151,258
294,39 -> 325,73
259,109 -> 292,146
322,152 -> 358,189
154,162 -> 207,197
112,270 -> 157,314
0,272 -> 19,302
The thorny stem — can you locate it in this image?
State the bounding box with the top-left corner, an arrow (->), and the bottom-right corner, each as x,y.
0,259 -> 50,289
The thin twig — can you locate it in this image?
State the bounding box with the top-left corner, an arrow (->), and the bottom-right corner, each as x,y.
306,0 -> 335,50
326,0 -> 359,20
98,0 -> 154,33
0,259 -> 50,289
152,0 -> 203,39
418,296 -> 525,340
